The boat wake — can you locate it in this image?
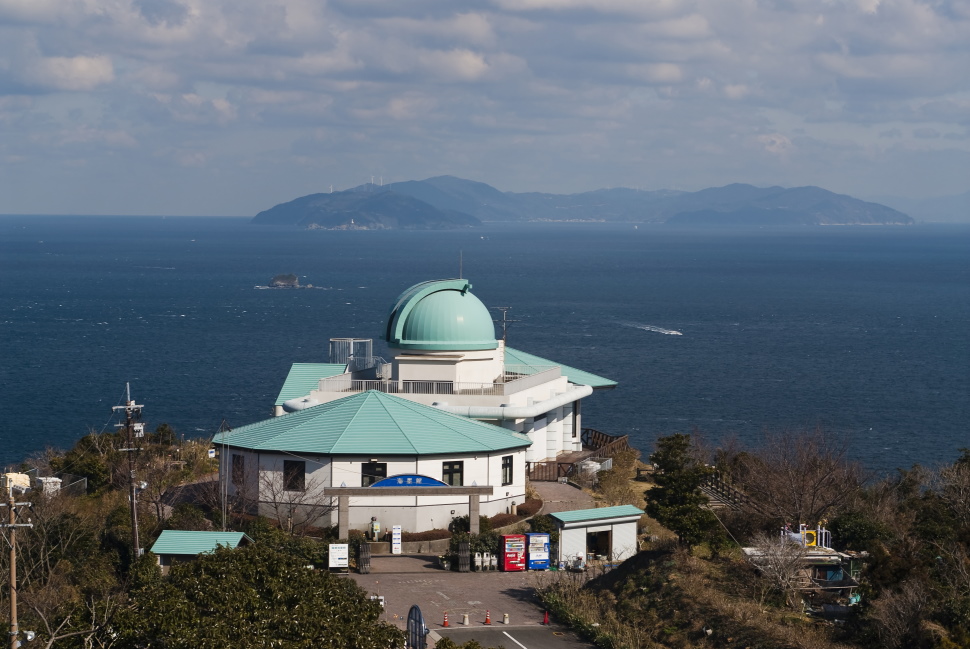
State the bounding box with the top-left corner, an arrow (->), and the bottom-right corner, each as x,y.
620,321 -> 683,336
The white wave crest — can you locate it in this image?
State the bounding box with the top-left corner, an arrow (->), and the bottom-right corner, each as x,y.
620,321 -> 683,336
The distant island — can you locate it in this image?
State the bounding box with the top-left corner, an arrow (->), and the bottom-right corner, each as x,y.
252,176 -> 915,228
252,187 -> 482,230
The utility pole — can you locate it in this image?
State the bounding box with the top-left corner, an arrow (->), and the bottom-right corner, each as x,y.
492,307 -> 517,342
2,476 -> 33,649
114,383 -> 144,561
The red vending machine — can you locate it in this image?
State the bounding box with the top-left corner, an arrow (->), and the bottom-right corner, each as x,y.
499,534 -> 526,571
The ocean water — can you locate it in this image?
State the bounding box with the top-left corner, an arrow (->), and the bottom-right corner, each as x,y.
1,216 -> 967,476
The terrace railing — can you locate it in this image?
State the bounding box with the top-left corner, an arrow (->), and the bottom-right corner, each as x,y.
316,365 -> 562,398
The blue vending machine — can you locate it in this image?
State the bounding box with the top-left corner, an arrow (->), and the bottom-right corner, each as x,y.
526,533 -> 550,570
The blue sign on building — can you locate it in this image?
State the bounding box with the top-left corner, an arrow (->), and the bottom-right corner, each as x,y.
370,474 -> 448,488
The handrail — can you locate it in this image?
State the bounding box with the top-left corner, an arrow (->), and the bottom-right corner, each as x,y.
701,471 -> 750,507
317,365 -> 563,397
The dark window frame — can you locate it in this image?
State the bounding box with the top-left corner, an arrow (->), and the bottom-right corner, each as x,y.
442,461 -> 464,487
283,460 -> 306,492
501,455 -> 513,486
361,462 -> 388,487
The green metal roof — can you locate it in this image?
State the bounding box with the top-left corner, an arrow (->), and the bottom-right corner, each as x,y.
214,390 -> 531,455
385,279 -> 498,351
550,505 -> 644,524
150,531 -> 252,556
275,363 -> 348,406
504,347 -> 617,390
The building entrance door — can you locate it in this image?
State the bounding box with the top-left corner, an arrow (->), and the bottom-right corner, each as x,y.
586,530 -> 612,559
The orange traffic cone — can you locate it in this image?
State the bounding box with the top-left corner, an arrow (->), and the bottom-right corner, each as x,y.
484,610 -> 492,625
542,610 -> 550,625
443,611 -> 449,627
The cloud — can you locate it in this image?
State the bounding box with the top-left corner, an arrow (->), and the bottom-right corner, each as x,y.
0,0 -> 966,214
26,55 -> 114,91
758,133 -> 794,156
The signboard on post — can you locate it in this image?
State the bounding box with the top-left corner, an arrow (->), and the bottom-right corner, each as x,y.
391,525 -> 402,555
328,543 -> 349,569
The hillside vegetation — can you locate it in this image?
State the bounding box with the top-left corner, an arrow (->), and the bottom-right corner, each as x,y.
540,432 -> 970,649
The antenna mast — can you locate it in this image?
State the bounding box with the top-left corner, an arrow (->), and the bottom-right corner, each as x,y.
113,382 -> 144,561
459,250 -> 463,279
492,307 -> 517,342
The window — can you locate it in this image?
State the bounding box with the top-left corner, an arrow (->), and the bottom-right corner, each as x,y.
283,460 -> 305,492
361,462 -> 387,487
501,455 -> 513,486
442,461 -> 464,486
231,454 -> 245,487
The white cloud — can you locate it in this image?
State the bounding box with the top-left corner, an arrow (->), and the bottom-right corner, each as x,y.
758,133 -> 793,156
0,0 -> 967,214
627,63 -> 683,84
26,55 -> 114,91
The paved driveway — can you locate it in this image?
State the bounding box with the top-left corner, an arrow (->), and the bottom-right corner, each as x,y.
436,626 -> 593,649
347,555 -> 594,648
348,482 -> 597,646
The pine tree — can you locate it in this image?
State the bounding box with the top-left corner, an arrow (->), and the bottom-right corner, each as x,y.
645,433 -> 721,550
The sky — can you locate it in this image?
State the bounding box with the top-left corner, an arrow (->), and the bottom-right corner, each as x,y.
0,0 -> 968,216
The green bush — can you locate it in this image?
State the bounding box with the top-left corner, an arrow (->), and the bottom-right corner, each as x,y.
528,514 -> 560,543
449,514 -> 492,534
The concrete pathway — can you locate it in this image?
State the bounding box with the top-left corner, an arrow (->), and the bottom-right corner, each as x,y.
531,481 -> 596,514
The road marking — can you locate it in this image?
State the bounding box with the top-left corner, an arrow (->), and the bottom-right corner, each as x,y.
503,631 -> 528,649
437,591 -> 451,600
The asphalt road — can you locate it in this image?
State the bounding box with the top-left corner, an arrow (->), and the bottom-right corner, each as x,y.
433,625 -> 594,649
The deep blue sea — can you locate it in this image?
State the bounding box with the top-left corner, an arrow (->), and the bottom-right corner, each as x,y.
1,216 -> 968,476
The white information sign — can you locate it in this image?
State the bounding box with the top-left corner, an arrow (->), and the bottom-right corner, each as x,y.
391,525 -> 402,555
328,543 -> 349,569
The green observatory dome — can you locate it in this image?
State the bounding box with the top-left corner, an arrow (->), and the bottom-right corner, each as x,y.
384,279 -> 498,351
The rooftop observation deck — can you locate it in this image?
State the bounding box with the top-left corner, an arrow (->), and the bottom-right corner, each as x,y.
315,364 -> 562,398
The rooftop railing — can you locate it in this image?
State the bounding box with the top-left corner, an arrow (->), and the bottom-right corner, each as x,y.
316,364 -> 561,397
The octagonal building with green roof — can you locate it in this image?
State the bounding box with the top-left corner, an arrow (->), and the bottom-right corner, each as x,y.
218,278 -> 618,534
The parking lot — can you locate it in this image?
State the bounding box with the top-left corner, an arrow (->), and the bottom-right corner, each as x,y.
347,555 -> 595,648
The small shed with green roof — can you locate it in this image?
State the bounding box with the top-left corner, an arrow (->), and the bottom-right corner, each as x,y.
150,531 -> 253,575
550,505 -> 644,564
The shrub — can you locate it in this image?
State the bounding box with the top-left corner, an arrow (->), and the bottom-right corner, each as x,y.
401,528 -> 451,542
449,531 -> 500,556
488,513 -> 520,528
516,498 -> 542,517
528,514 -> 560,543
449,514 -> 492,534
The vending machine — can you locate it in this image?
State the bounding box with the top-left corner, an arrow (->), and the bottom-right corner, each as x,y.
526,533 -> 550,570
499,534 -> 526,571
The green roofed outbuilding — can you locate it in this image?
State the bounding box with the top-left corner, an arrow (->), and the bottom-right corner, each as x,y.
150,531 -> 253,575
551,506 -> 644,566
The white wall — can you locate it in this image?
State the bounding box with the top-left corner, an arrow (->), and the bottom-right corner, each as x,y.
557,520 -> 640,563
219,449 -> 528,534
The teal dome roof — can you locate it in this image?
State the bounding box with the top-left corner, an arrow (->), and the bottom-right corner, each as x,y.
385,279 -> 498,351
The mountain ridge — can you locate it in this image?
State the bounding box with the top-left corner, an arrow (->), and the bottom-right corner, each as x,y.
253,177 -> 915,227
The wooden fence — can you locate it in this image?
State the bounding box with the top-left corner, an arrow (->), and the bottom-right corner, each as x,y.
527,428 -> 632,481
